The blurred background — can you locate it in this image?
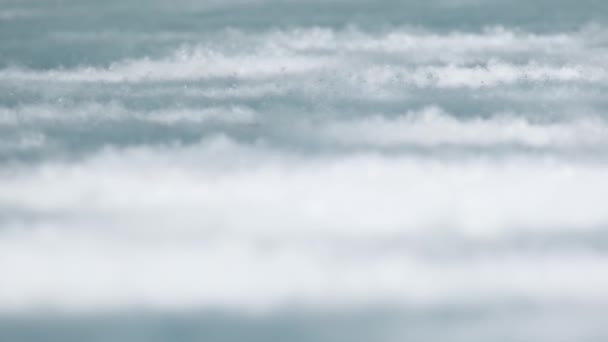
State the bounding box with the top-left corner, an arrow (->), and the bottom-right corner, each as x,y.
1,0 -> 608,341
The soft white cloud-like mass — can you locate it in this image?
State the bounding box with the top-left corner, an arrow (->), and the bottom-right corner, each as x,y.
1,228 -> 607,313
1,136 -> 607,239
1,23 -> 607,321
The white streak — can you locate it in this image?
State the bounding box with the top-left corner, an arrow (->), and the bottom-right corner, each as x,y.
320,107 -> 608,148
